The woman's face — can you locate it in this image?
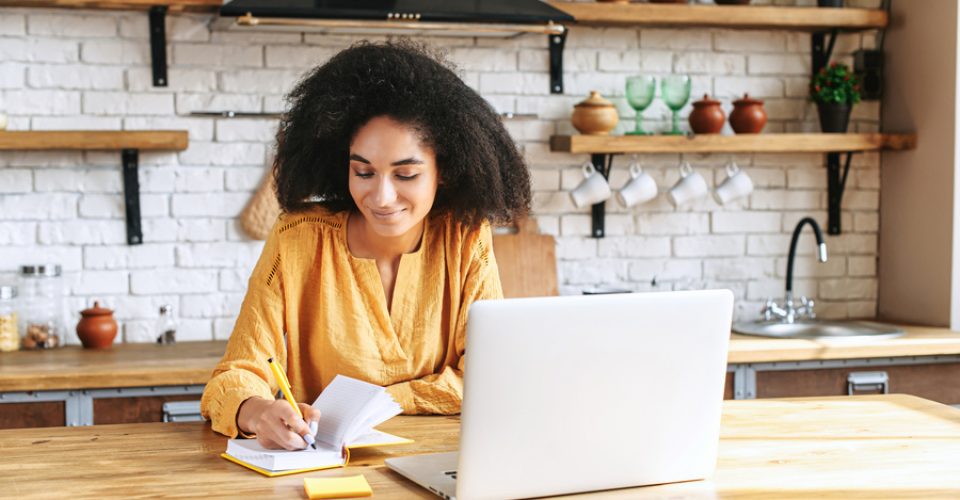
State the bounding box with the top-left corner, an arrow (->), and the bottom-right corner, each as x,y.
348,116 -> 440,239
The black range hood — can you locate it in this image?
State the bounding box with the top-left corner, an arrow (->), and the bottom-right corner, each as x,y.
214,0 -> 573,93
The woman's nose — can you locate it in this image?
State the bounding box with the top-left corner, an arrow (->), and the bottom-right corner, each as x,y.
372,177 -> 397,205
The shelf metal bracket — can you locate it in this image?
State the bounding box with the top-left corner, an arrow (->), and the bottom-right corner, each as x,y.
590,153 -> 615,238
814,27 -> 849,236
121,149 -> 143,245
149,5 -> 168,87
826,151 -> 854,235
548,28 -> 567,94
811,28 -> 838,76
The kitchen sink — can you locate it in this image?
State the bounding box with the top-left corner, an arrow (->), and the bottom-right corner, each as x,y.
733,320 -> 904,340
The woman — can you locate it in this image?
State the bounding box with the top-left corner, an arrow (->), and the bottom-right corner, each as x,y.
200,41 -> 531,450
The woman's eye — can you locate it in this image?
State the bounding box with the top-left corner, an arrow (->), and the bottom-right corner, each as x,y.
354,172 -> 374,179
396,174 -> 419,181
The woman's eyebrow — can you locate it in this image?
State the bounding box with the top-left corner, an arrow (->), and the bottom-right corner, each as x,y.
390,157 -> 424,166
349,153 -> 424,167
349,153 -> 371,164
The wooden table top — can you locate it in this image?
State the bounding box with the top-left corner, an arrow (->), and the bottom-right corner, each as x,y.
2,394 -> 958,498
2,325 -> 960,392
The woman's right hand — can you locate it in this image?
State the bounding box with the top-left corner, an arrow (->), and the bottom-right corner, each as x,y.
237,396 -> 322,450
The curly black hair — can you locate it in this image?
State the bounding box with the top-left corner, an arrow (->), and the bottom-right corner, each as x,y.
274,40 -> 531,227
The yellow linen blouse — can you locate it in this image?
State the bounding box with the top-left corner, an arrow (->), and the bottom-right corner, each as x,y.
200,206 -> 503,437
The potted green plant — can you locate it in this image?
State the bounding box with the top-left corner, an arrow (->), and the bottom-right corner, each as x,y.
810,62 -> 861,133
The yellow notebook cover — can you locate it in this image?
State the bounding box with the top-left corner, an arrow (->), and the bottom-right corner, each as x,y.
304,475 -> 373,499
221,452 -> 343,478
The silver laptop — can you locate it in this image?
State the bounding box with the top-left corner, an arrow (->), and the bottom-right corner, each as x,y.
386,289 -> 734,500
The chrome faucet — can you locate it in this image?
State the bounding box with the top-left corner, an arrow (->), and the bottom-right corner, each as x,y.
762,217 -> 828,323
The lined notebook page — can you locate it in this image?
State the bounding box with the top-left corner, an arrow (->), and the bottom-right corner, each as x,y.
312,375 -> 398,448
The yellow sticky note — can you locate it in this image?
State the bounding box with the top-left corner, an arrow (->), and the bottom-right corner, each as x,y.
304,475 -> 373,499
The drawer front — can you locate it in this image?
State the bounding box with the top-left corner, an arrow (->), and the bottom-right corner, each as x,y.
0,401 -> 66,429
756,362 -> 960,404
93,395 -> 201,425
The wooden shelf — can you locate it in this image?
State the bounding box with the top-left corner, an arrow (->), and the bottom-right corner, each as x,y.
0,130 -> 189,245
550,133 -> 916,155
547,2 -> 887,31
0,0 -> 221,12
2,1 -> 888,30
0,131 -> 188,151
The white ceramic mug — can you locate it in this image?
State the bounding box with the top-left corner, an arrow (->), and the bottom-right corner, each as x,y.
617,163 -> 658,207
667,162 -> 709,207
713,161 -> 754,205
570,162 -> 612,208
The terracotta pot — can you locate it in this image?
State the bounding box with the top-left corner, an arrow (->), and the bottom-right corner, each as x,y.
688,94 -> 726,134
729,94 -> 767,134
571,91 -> 619,136
76,301 -> 118,349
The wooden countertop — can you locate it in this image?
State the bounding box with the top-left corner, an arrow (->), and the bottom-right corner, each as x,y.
0,341 -> 225,392
2,394 -> 958,498
2,325 -> 959,392
728,324 -> 960,364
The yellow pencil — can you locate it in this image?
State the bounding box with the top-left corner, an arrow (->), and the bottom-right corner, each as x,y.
267,357 -> 316,448
268,357 -> 302,418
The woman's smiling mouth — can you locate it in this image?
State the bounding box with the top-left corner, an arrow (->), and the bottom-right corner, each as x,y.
371,208 -> 405,220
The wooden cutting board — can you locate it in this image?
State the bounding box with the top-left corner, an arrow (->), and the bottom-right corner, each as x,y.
492,217 -> 559,298
239,164 -> 280,241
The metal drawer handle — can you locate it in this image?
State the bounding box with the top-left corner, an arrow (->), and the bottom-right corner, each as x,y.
847,371 -> 889,395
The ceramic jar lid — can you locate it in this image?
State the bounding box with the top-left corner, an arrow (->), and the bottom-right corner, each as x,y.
80,301 -> 114,317
733,93 -> 764,106
693,94 -> 721,107
575,91 -> 615,109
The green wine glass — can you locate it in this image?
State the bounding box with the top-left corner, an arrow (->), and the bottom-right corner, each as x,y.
625,75 -> 656,136
661,74 -> 692,135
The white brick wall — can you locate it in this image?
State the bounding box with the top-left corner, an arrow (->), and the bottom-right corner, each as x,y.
0,4 -> 885,344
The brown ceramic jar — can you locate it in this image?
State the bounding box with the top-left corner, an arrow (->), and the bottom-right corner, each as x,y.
571,90 -> 619,135
729,94 -> 767,134
688,94 -> 726,134
76,301 -> 118,349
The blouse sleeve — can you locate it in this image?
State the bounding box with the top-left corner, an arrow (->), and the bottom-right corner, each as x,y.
200,219 -> 286,437
386,222 -> 503,414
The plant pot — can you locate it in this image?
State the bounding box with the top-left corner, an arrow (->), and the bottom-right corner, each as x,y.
817,0 -> 843,6
816,102 -> 852,133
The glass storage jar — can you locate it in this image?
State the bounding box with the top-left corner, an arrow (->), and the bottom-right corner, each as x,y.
19,264 -> 64,349
0,285 -> 18,352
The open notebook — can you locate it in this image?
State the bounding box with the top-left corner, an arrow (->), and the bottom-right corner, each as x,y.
222,375 -> 413,477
